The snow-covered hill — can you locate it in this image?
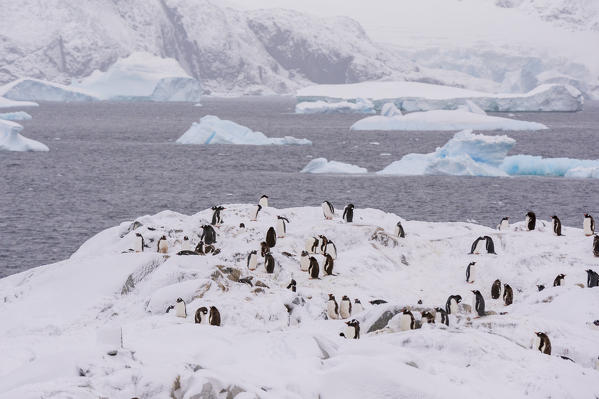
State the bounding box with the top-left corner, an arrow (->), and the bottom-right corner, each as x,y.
1,203 -> 598,398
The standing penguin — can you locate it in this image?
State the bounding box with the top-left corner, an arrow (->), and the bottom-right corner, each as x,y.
157,235 -> 168,254
491,279 -> 502,299
586,269 -> 599,288
339,295 -> 352,319
399,309 -> 415,331
340,319 -> 360,339
594,235 -> 599,257
352,299 -> 364,315
584,213 -> 595,236
526,211 -> 536,231
247,250 -> 258,271
195,241 -> 205,255
343,204 -> 354,223
470,237 -> 486,254
260,241 -> 270,257
551,215 -> 562,236
200,225 -> 217,245
466,262 -> 476,283
537,284 -> 546,292
299,250 -> 310,271
445,295 -> 462,315
472,290 -> 486,317
324,240 -> 337,260
533,332 -> 551,355
195,307 -> 208,324
276,216 -> 289,238
211,206 -> 225,226
503,284 -> 513,306
497,217 -> 509,231
249,204 -> 262,221
553,274 -> 566,287
286,279 -> 297,292
421,311 -> 435,324
318,235 -> 329,254
434,307 -> 449,326
175,298 -> 186,318
265,227 -> 277,248
323,254 -> 335,276
484,236 -> 496,254
395,221 -> 405,238
308,257 -> 320,279
327,294 -> 339,320
264,253 -> 275,273
181,236 -> 193,251
259,195 -> 269,208
209,306 -> 221,326
133,233 -> 144,253
322,201 -> 335,220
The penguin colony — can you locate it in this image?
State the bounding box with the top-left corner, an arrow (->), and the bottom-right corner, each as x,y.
129,199 -> 598,364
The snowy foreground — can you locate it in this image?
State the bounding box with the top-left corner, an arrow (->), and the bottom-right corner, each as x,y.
1,204 -> 598,398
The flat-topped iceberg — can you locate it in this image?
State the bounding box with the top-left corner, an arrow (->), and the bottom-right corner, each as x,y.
0,119 -> 48,152
297,81 -> 584,112
0,78 -> 98,102
300,158 -> 368,174
295,98 -> 375,114
0,96 -> 38,108
176,115 -> 311,146
0,111 -> 32,121
502,155 -> 599,178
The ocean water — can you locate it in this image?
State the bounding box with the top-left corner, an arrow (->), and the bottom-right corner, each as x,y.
1,97 -> 598,277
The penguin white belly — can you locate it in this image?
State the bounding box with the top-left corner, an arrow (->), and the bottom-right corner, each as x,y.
352,303 -> 364,315
435,312 -> 442,324
394,225 -> 400,237
133,237 -> 143,252
276,220 -> 285,238
584,219 -> 593,235
248,255 -> 257,271
327,301 -> 339,319
532,336 -> 541,351
158,240 -> 168,254
450,299 -> 458,315
259,197 -> 268,208
472,296 -> 477,315
500,220 -> 509,231
326,244 -> 337,259
468,265 -> 476,282
339,302 -> 351,319
250,206 -> 259,221
343,325 -> 356,339
305,238 -> 318,253
525,216 -> 530,228
181,241 -> 193,251
175,302 -> 186,318
473,240 -> 485,254
322,204 -> 333,219
399,314 -> 412,331
300,256 -> 310,271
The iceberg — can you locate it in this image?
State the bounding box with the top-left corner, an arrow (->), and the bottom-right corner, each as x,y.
380,102 -> 402,117
501,155 -> 599,177
295,98 -> 375,114
176,115 -> 311,146
300,158 -> 368,174
0,111 -> 32,121
297,81 -> 584,112
0,96 -> 38,109
0,78 -> 98,102
0,119 -> 49,152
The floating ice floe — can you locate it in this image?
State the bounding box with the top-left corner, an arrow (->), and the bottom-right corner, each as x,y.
0,111 -> 32,121
176,115 -> 311,146
295,98 -> 375,114
0,96 -> 38,108
0,78 -> 98,102
301,158 -> 368,174
0,119 -> 48,152
297,81 -> 584,112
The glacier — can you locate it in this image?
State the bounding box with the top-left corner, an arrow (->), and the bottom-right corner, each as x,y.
0,78 -> 98,102
176,115 -> 311,146
300,158 -> 368,174
0,119 -> 48,152
0,111 -> 32,121
295,98 -> 375,114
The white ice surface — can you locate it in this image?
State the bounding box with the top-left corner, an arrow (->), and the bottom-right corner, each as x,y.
300,158 -> 368,174
0,78 -> 98,102
0,96 -> 38,109
295,98 -> 375,114
0,119 -> 48,152
0,111 -> 32,121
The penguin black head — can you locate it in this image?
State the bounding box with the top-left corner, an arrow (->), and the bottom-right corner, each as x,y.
593,320 -> 599,327
417,299 -> 423,305
434,307 -> 444,313
161,235 -> 167,240
347,204 -> 354,209
176,297 -> 183,303
136,233 -> 142,237
551,215 -> 558,220
328,294 -> 336,300
239,223 -> 245,228
301,250 -> 309,256
471,290 -> 481,296
469,261 -> 476,266
261,195 -> 268,199
586,269 -> 595,274
354,298 -> 361,304
184,236 -> 189,240
537,284 -> 545,291
527,211 -> 535,217
342,295 -> 350,301
454,295 -> 462,303
557,273 -> 565,278
502,217 -> 509,221
584,213 -> 590,218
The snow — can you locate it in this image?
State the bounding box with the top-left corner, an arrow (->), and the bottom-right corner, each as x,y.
0,97 -> 38,109
0,203 -> 598,398
295,99 -> 375,114
0,111 -> 32,121
0,119 -> 48,152
0,78 -> 98,102
380,102 -> 402,117
176,115 -> 311,146
297,82 -> 584,112
300,158 -> 368,174
351,109 -> 547,131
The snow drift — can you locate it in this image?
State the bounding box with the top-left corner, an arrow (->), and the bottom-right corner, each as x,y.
295,98 -> 375,114
300,158 -> 368,174
0,119 -> 48,152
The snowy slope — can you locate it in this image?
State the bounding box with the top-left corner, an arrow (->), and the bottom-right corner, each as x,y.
0,204 -> 598,398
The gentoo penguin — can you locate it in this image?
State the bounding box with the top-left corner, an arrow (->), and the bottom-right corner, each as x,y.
470,236 -> 496,254
537,284 -> 545,292
491,279 -> 502,299
249,204 -> 262,221
326,294 -> 339,320
594,235 -> 599,257
395,221 -> 405,238
399,309 -> 415,331
339,295 -> 352,319
260,241 -> 270,257
299,250 -> 310,271
472,290 -> 485,317
551,215 -> 562,236
181,236 -> 193,251
533,332 -> 551,355
526,211 -> 536,231
324,240 -> 337,260
318,235 -> 329,254
200,225 -> 217,245
584,213 -> 595,236
553,273 -> 566,287
247,250 -> 258,271
259,195 -> 269,208
157,235 -> 168,254
306,237 -> 319,253
265,227 -> 277,248
466,262 -> 476,283
194,307 -> 208,324
352,299 -> 364,315
340,319 -> 360,339
586,269 -> 599,288
211,206 -> 225,226
175,298 -> 186,318
239,223 -> 245,228
370,299 -> 388,305
286,279 -> 297,292
323,254 -> 335,276
322,201 -> 335,220
497,217 -> 509,231
209,306 -> 221,326
195,241 -> 205,255
434,307 -> 449,326
343,204 -> 354,223
503,284 -> 513,306
421,311 -> 435,324
264,253 -> 275,274
276,216 -> 289,238
308,257 -> 320,279
445,295 -> 462,315
134,233 -> 144,252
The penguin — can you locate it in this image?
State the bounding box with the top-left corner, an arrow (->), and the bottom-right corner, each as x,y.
584,213 -> 595,236
470,237 -> 486,254
308,257 -> 320,279
265,227 -> 277,248
526,211 -> 536,231
395,221 -> 405,238
484,236 -> 496,254
445,295 -> 462,315
209,306 -> 221,326
249,204 -> 262,221
133,233 -> 144,252
318,235 -> 329,254
211,206 -> 225,226
399,309 -> 415,331
260,241 -> 270,257
503,284 -> 513,306
324,240 -> 337,260
175,298 -> 186,318
339,295 -> 352,319
434,307 -> 449,326
299,250 -> 310,271
352,299 -> 364,315
466,261 -> 476,283
200,225 -> 217,245
553,273 -> 566,287
306,237 -> 320,254
194,307 -> 208,324
340,319 -> 360,339
421,310 -> 435,324
259,195 -> 269,208
326,294 -> 339,320
343,204 -> 354,223
491,279 -> 502,299
157,235 -> 168,254
247,250 -> 258,271
551,215 -> 562,236
594,235 -> 599,257
533,332 -> 551,355
370,299 -> 388,305
276,216 -> 289,238
586,269 -> 599,288
537,284 -> 545,292
239,223 -> 245,228
472,290 -> 485,317
323,254 -> 335,276
322,201 -> 335,220
264,253 -> 275,274
497,217 -> 509,231
195,241 -> 205,255
286,279 -> 297,292
181,236 -> 193,251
